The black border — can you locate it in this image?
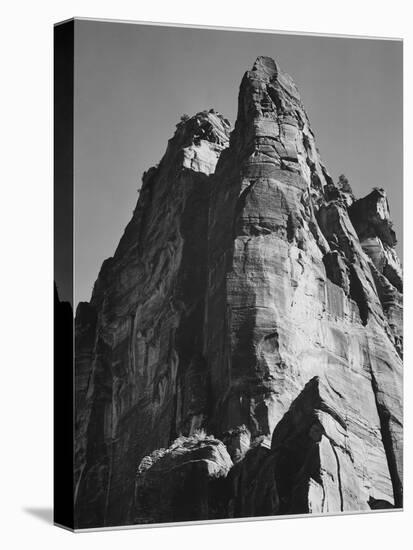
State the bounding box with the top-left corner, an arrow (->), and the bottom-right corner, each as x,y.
53,19 -> 74,530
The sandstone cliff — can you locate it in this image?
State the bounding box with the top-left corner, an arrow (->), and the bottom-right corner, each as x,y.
74,57 -> 402,528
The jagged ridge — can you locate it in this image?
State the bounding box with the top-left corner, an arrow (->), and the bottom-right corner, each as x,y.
74,57 -> 403,528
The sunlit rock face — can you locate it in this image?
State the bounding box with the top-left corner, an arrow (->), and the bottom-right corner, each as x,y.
205,56 -> 402,514
74,57 -> 402,528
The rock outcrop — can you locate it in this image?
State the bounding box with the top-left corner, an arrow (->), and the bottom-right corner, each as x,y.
135,431 -> 233,524
74,57 -> 403,529
74,110 -> 231,527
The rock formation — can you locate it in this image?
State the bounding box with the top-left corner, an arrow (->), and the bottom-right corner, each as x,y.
74,57 -> 403,529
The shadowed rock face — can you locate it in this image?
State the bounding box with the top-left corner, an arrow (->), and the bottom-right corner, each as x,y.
134,433 -> 233,524
74,58 -> 402,528
74,110 -> 231,527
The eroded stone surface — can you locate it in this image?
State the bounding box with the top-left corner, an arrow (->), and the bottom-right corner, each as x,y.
74,58 -> 402,528
74,111 -> 231,528
269,376 -> 391,514
204,57 -> 403,515
134,433 -> 232,523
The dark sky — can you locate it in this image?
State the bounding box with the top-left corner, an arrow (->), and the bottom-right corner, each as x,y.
74,20 -> 403,306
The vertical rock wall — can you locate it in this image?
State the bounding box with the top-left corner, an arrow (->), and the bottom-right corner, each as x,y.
74,112 -> 231,527
205,56 -> 402,514
74,58 -> 403,528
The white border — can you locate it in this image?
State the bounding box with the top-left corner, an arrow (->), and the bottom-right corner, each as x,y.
56,16 -> 403,41
2,2 -> 410,547
58,508 -> 402,533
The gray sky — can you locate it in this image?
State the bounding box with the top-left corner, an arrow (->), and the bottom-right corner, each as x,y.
74,20 -> 402,307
